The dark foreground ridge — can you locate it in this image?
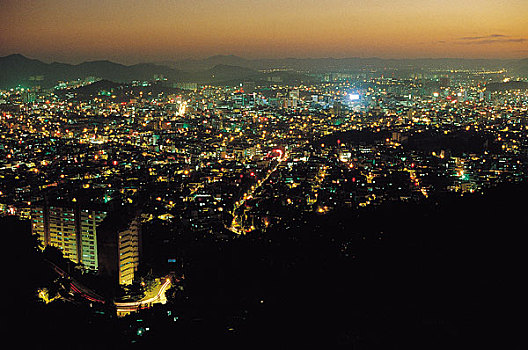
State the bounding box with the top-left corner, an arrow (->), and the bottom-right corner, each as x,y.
2,182 -> 526,349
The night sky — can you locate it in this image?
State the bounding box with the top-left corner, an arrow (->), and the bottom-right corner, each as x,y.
1,0 -> 527,64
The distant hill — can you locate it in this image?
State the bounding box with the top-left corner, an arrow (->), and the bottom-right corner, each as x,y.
161,55 -> 252,71
509,58 -> 528,76
204,55 -> 251,68
2,53 -> 528,89
163,55 -> 528,75
0,54 -> 316,88
54,79 -> 124,101
0,54 -> 312,88
187,64 -> 261,83
0,54 -> 55,88
54,79 -> 184,103
0,54 -> 187,89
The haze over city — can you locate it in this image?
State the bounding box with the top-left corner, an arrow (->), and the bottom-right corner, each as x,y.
2,0 -> 527,64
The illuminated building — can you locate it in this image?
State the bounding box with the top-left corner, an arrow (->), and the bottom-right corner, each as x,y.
174,82 -> 198,91
97,215 -> 142,285
31,203 -> 107,270
31,201 -> 141,285
118,218 -> 141,285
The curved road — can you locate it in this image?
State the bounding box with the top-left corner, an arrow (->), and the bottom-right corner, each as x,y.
115,278 -> 172,313
46,259 -> 172,313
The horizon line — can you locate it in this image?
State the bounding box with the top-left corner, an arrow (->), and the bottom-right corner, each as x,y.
1,53 -> 526,67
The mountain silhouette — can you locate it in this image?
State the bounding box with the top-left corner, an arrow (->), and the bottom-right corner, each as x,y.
0,54 -> 187,88
1,54 -> 527,89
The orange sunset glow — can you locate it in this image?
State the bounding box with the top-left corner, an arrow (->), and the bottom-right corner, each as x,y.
1,0 -> 527,63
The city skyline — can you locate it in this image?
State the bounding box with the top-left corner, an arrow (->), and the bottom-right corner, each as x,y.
1,0 -> 527,64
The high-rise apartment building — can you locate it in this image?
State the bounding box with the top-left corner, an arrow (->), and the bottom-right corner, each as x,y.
117,219 -> 141,285
32,202 -> 141,285
95,212 -> 142,286
31,203 -> 107,270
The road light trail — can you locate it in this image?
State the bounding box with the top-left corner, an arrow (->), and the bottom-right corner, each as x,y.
46,259 -> 106,304
227,149 -> 286,234
115,278 -> 172,312
46,259 -> 172,312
